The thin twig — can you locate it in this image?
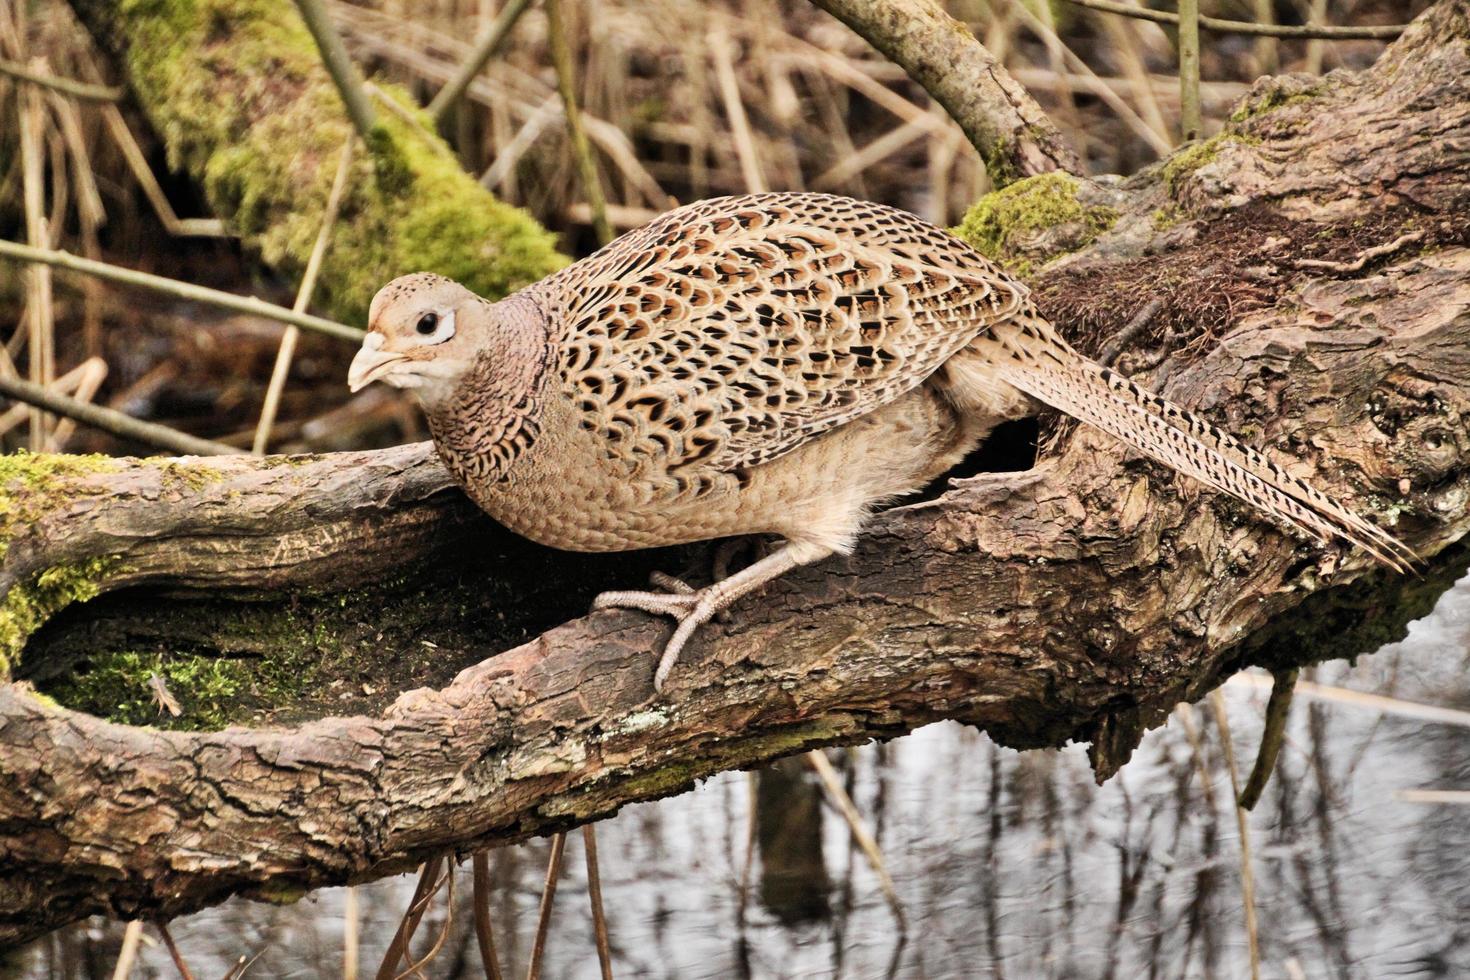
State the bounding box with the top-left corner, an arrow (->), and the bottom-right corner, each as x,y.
1062,0 -> 1406,39
221,949 -> 264,980
253,137 -> 355,454
45,357 -> 108,450
343,885 -> 360,980
1397,789 -> 1470,804
1209,690 -> 1261,980
0,240 -> 363,341
1253,0 -> 1278,75
365,82 -> 457,160
471,851 -> 504,980
1097,296 -> 1165,367
582,825 -> 614,980
0,55 -> 122,101
526,833 -> 567,980
374,857 -> 445,980
1226,672 -> 1470,728
19,64 -> 53,450
1007,0 -> 1172,158
1177,0 -> 1202,141
479,93 -> 561,190
1238,667 -> 1298,810
708,26 -> 767,194
547,0 -> 613,246
806,750 -> 907,930
156,922 -> 196,980
427,0 -> 534,123
393,865 -> 454,980
101,106 -> 228,238
0,374 -> 238,455
1093,8 -> 1172,147
1292,230 -> 1425,273
111,920 -> 144,980
738,770 -> 757,909
291,0 -> 378,144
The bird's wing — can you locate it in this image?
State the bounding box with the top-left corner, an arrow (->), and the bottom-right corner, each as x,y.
538,193 -> 1027,489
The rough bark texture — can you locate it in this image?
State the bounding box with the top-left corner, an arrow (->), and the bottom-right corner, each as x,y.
2,0 -> 1470,949
809,0 -> 1082,184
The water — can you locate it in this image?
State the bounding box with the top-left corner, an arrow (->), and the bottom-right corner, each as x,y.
22,574 -> 1470,979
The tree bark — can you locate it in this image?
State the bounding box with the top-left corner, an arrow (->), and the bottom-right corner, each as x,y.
2,0 -> 1470,950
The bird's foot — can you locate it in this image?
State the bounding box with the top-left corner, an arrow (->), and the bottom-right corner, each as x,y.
592,571 -> 728,692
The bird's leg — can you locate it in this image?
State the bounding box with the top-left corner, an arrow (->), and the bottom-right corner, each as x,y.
592,539 -> 832,691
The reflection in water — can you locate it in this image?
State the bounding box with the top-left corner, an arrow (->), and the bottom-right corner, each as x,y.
19,573 -> 1470,979
757,757 -> 832,926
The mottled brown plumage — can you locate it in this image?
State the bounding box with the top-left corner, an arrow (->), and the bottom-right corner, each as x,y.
349,192 -> 1414,691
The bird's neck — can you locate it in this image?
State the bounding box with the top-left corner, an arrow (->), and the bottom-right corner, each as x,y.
423,293 -> 551,487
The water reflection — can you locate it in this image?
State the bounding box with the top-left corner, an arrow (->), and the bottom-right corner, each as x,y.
21,573 -> 1470,979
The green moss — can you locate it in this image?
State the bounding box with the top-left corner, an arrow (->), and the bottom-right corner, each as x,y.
0,451 -> 119,559
0,558 -> 119,679
142,457 -> 229,490
43,648 -> 254,730
1151,205 -> 1185,231
0,450 -> 116,490
953,172 -> 1118,276
111,0 -> 567,325
40,599 -> 356,729
36,591 -> 385,729
980,137 -> 1019,192
1161,132 -> 1261,196
1229,82 -> 1325,123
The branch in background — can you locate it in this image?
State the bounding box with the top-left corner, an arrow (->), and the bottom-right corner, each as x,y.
99,105 -> 229,238
806,0 -> 1081,185
64,0 -> 566,323
1178,0 -> 1202,140
290,0 -> 378,145
0,374 -> 237,456
547,0 -> 613,246
0,55 -> 122,101
1064,0 -> 1407,40
253,137 -> 357,455
0,239 -> 363,342
426,0 -> 534,123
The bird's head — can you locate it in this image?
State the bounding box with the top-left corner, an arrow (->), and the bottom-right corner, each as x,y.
349,273 -> 483,407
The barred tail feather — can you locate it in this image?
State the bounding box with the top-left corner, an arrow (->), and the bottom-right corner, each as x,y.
988,321 -> 1418,572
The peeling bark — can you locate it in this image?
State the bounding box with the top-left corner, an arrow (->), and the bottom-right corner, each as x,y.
2,0 -> 1470,949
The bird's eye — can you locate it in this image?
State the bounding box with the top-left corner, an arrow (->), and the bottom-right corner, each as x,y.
416,312 -> 439,336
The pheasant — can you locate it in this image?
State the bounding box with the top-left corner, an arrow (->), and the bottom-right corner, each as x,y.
348,192 -> 1414,691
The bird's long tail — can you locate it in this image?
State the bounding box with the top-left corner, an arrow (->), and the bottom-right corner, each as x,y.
980,313 -> 1417,572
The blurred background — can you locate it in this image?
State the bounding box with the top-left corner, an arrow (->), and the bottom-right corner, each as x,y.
2,1 -> 1462,977
0,0 -> 1428,459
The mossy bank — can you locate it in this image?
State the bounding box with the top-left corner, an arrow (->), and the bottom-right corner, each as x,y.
71,0 -> 568,324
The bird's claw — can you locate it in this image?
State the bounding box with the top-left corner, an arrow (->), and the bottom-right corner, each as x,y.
592,574 -> 723,693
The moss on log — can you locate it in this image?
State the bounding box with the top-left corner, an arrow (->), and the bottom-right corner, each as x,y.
67,0 -> 566,322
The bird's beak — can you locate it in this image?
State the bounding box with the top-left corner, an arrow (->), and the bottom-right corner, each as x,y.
347,333 -> 406,392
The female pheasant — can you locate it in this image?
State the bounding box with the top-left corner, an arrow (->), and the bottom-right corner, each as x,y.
348,192 -> 1414,691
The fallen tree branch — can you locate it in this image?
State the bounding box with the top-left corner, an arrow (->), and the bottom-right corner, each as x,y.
1,0 -> 1469,950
